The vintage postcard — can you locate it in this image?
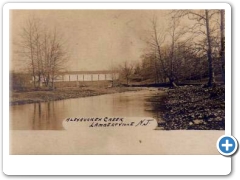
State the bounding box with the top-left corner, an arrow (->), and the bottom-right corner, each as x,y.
3,2 -> 232,175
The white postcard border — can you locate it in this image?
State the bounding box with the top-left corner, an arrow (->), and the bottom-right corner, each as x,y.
3,2 -> 231,175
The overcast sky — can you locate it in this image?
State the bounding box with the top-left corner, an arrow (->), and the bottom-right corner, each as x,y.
10,10 -> 173,72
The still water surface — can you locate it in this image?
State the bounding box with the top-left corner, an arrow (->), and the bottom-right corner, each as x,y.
10,89 -> 162,130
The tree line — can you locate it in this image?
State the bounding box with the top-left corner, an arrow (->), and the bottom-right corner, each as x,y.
119,10 -> 225,87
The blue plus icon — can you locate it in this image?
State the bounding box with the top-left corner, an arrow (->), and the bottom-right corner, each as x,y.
217,135 -> 238,156
220,138 -> 234,153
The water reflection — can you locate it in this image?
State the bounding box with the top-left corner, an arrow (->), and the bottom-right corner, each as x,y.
10,89 -> 162,130
31,102 -> 58,130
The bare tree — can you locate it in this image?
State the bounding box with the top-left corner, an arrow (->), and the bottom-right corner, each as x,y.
146,15 -> 190,87
205,10 -> 214,87
33,25 -> 43,87
48,28 -> 68,89
147,16 -> 168,84
119,61 -> 134,85
18,16 -> 68,89
18,16 -> 42,88
220,10 -> 225,83
172,10 -> 220,87
166,15 -> 190,87
42,30 -> 51,87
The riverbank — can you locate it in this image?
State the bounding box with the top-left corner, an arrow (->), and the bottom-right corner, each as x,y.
10,87 -> 142,105
150,85 -> 225,130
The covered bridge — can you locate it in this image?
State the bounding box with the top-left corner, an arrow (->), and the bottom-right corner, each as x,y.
56,70 -> 119,82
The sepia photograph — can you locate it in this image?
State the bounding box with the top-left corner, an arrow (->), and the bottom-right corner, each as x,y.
9,8 -> 226,155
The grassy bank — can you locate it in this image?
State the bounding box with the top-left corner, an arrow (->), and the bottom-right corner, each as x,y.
150,85 -> 225,130
10,87 -> 141,105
